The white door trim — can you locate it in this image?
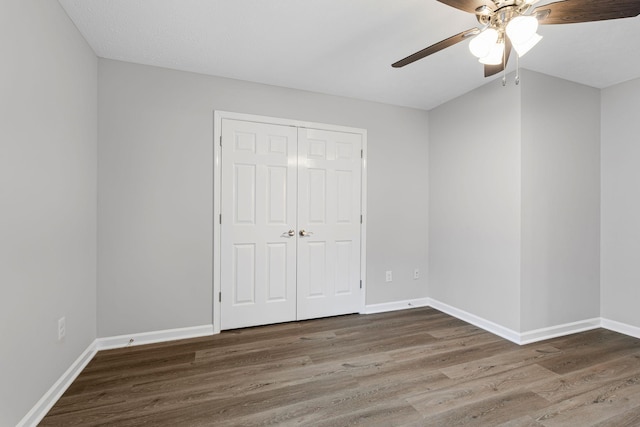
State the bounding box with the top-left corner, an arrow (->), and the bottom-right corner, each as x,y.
213,111 -> 368,334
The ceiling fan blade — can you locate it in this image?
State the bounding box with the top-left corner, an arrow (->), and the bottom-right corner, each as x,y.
437,0 -> 496,14
392,28 -> 479,68
534,0 -> 640,24
484,39 -> 512,77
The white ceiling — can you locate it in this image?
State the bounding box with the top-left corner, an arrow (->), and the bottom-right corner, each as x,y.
58,0 -> 640,110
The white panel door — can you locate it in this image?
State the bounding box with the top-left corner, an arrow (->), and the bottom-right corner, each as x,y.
220,119 -> 298,330
297,128 -> 362,320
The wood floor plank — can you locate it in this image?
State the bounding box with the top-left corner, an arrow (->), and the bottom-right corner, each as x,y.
217,369 -> 436,426
193,329 -> 338,361
387,327 -> 507,363
496,415 -> 546,426
592,405 -> 640,427
48,355 -> 317,416
440,343 -> 562,381
427,323 -> 486,339
40,308 -> 640,426
408,364 -> 558,417
529,353 -> 640,403
419,390 -> 550,426
536,333 -> 640,375
532,373 -> 640,426
44,373 -> 360,426
314,402 -> 423,427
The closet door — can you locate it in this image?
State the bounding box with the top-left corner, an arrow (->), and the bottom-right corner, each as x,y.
220,119 -> 298,330
296,128 -> 362,320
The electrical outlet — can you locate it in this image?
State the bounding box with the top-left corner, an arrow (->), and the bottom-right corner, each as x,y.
414,269 -> 420,280
385,270 -> 393,282
58,317 -> 66,341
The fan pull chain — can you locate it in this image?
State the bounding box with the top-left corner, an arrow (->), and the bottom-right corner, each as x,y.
515,54 -> 520,85
502,46 -> 507,86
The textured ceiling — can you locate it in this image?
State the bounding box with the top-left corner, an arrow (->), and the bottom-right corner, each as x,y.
58,0 -> 640,110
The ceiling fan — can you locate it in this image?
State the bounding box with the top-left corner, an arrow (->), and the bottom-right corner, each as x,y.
392,0 -> 640,78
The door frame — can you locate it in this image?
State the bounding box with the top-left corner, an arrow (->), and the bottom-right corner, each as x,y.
213,111 -> 368,334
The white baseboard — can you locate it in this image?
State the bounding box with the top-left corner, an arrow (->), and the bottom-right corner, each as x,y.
96,324 -> 214,350
601,318 -> 640,340
17,340 -> 98,427
425,299 -> 609,345
364,298 -> 430,314
19,324 -> 215,426
426,298 -> 522,344
519,318 -> 601,345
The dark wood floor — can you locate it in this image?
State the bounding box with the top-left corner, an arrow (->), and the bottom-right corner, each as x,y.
40,308 -> 640,426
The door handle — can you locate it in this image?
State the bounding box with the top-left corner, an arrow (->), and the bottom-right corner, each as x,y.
287,229 -> 295,237
299,230 -> 314,237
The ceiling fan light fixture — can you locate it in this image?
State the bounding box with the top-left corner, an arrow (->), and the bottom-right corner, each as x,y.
506,15 -> 538,45
512,32 -> 542,57
469,28 -> 499,58
478,41 -> 505,65
392,0 -> 640,80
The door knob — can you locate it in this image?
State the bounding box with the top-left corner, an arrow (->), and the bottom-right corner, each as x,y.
299,229 -> 314,237
287,229 -> 295,237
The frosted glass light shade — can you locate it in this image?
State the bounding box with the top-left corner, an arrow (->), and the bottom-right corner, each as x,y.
513,33 -> 542,57
469,28 -> 499,58
506,16 -> 538,45
478,41 -> 505,65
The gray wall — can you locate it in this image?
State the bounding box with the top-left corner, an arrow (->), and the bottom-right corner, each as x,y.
520,70 -> 601,331
601,77 -> 640,327
428,77 -> 522,331
429,70 -> 601,334
0,2 -> 97,426
98,59 -> 429,337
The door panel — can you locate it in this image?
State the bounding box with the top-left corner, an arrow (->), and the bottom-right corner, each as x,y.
308,168 -> 327,223
307,241 -> 327,297
234,164 -> 256,224
221,120 -> 363,329
221,119 -> 298,330
233,244 -> 256,304
267,166 -> 288,224
335,241 -> 353,294
297,128 -> 362,320
266,243 -> 288,301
